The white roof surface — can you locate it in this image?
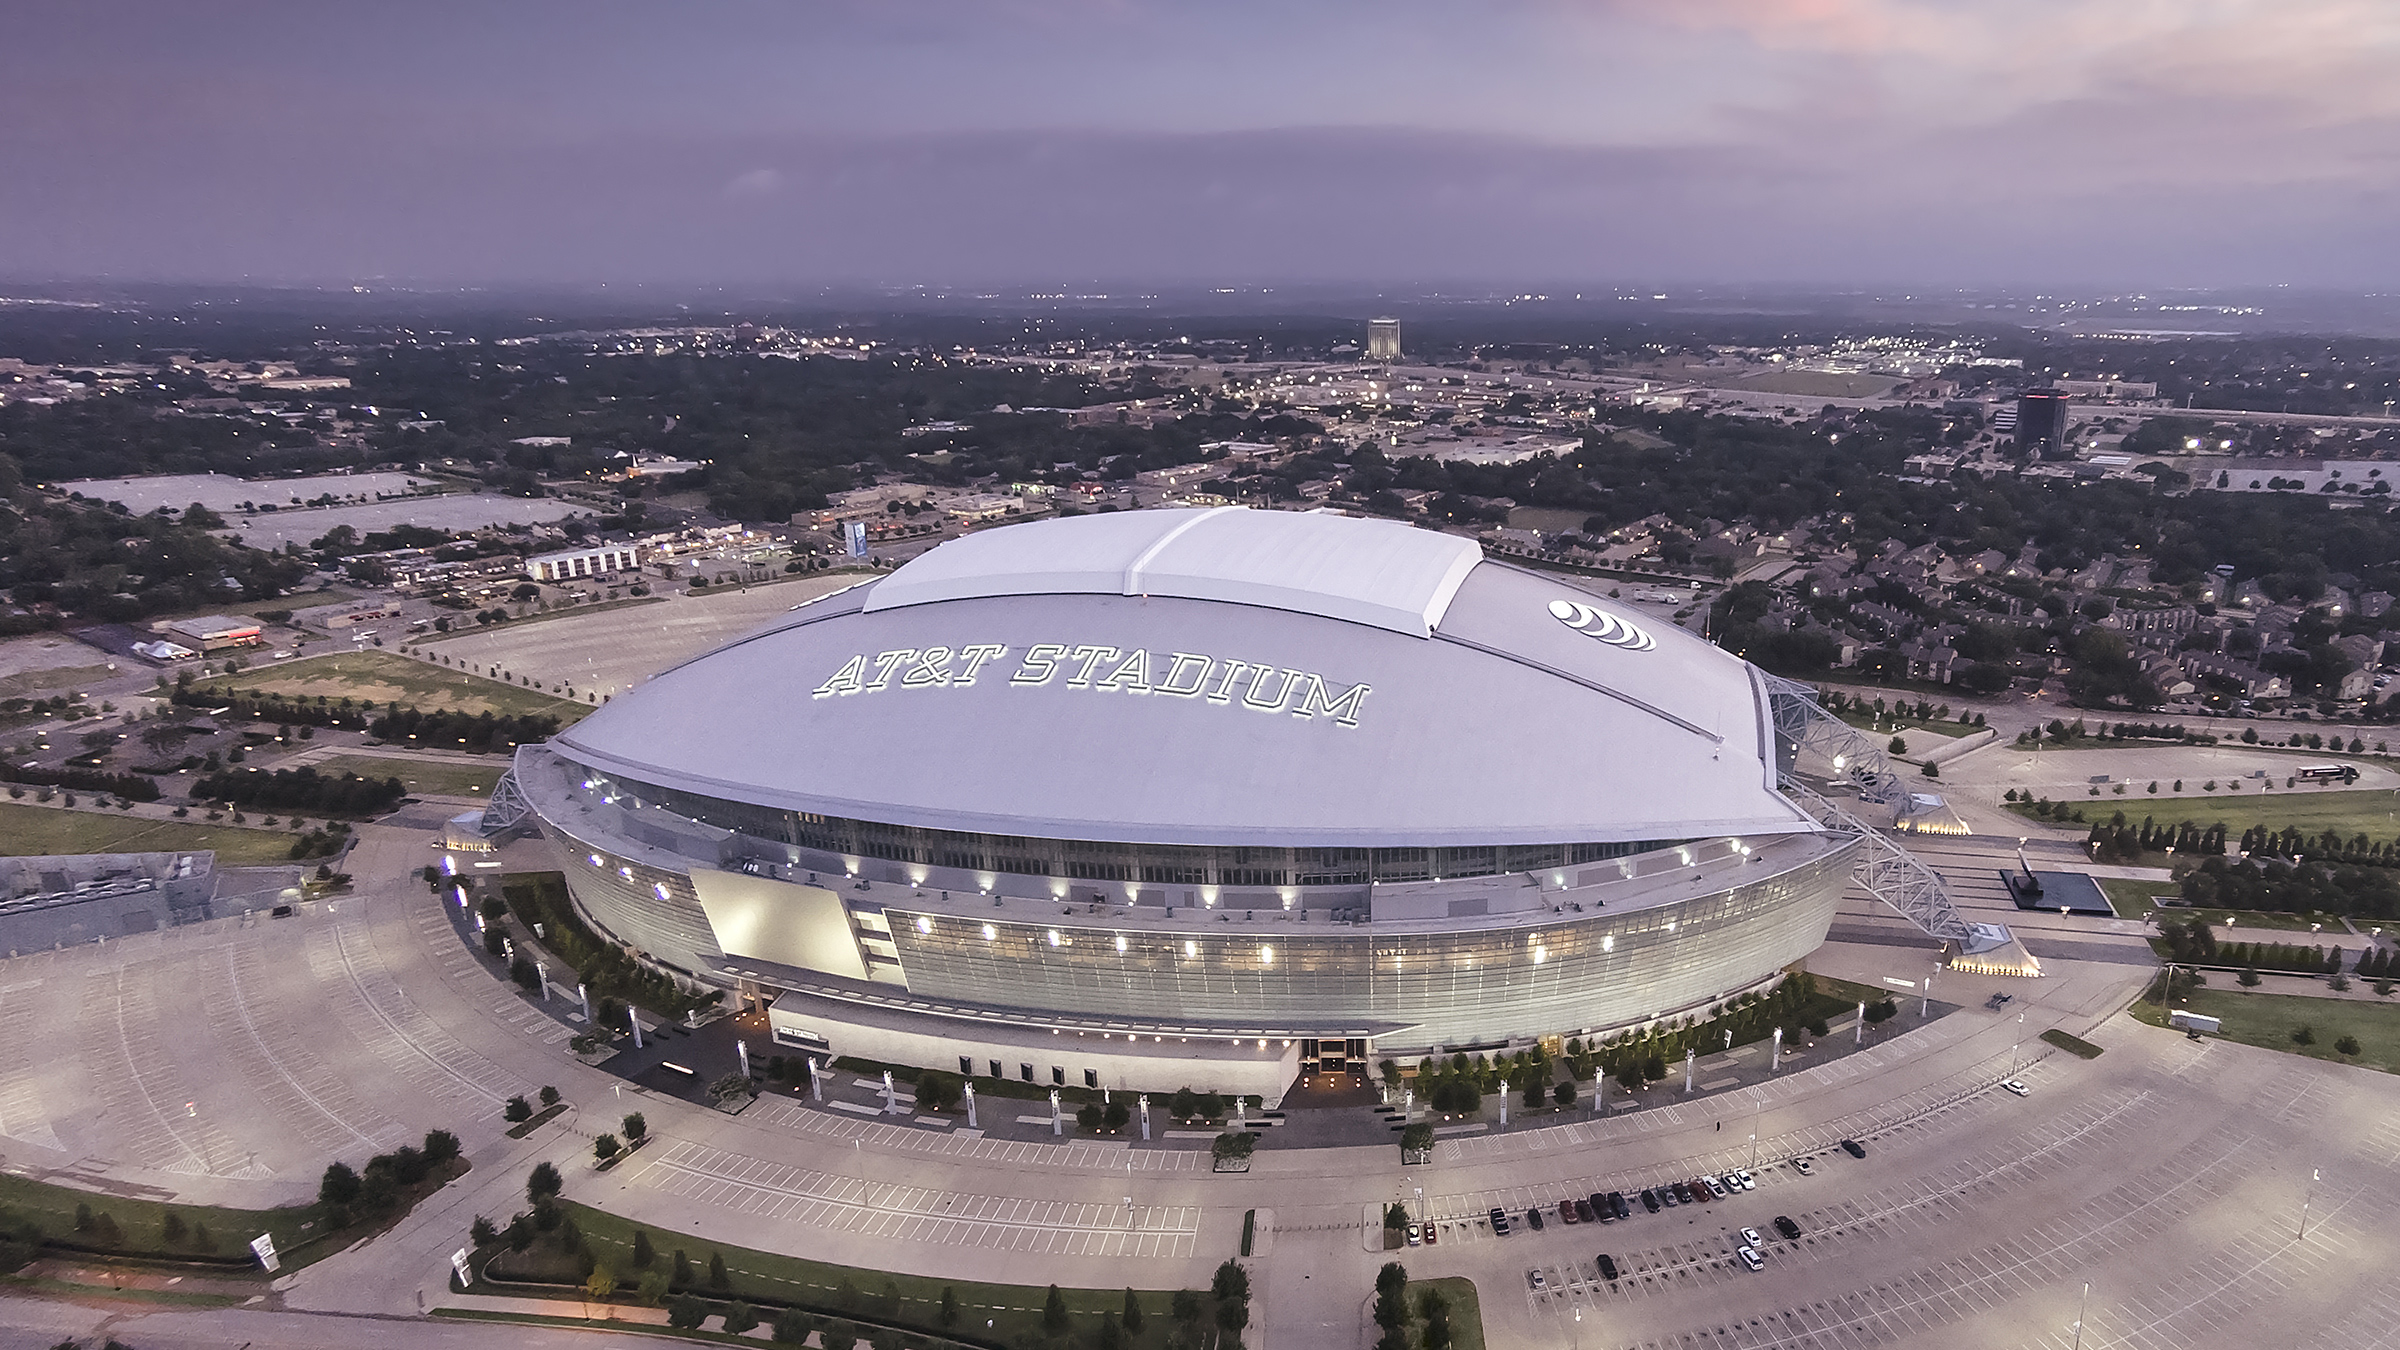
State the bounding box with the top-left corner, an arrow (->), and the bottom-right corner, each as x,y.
863,506 -> 1482,639
555,510 -> 1813,849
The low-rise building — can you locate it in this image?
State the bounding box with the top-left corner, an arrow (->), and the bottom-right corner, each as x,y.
162,614 -> 264,651
528,543 -> 644,583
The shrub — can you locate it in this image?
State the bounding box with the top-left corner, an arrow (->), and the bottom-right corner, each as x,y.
594,1134 -> 620,1161
527,1161 -> 562,1203
723,1302 -> 759,1335
2293,1024 -> 2317,1046
504,1096 -> 532,1123
666,1293 -> 708,1328
423,1128 -> 461,1164
539,1085 -> 561,1108
912,1070 -> 961,1113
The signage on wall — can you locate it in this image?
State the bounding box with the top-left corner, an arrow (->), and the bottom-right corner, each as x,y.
811,643 -> 1371,727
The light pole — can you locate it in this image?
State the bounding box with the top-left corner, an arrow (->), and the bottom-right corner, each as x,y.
2071,1280 -> 2089,1350
2299,1166 -> 2320,1239
1749,1096 -> 1762,1169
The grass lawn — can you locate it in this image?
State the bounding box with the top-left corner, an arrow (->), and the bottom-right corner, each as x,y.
2097,878 -> 2318,930
2129,987 -> 2400,1073
0,663 -> 113,701
0,1160 -> 456,1276
193,650 -> 586,724
242,588 -> 354,617
1421,1276 -> 1485,1350
312,755 -> 498,799
2031,787 -> 2400,845
0,802 -> 304,865
484,1200 -> 1238,1348
412,595 -> 668,643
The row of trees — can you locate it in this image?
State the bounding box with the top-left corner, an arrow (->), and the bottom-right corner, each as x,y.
193,765 -> 404,815
2179,855 -> 2400,918
368,706 -> 562,754
0,760 -> 160,801
2085,817 -> 2231,864
498,872 -> 723,1019
316,1127 -> 463,1229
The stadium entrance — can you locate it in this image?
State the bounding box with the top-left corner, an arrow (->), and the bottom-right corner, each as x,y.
1301,1037 -> 1368,1074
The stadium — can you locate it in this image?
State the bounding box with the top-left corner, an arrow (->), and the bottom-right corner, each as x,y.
506,506 -> 1898,1105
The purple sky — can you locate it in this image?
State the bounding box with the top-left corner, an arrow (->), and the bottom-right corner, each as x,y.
5,1 -> 2395,288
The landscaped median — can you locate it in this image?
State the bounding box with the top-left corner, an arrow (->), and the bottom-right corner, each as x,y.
0,1126 -> 469,1284
458,1196 -> 1246,1349
2131,987 -> 2400,1073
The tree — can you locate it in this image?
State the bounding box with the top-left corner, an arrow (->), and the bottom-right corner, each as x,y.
635,1269 -> 670,1306
1044,1283 -> 1072,1332
666,1293 -> 708,1329
1384,1201 -> 1411,1230
527,1161 -> 563,1204
941,1285 -> 962,1327
470,1215 -> 499,1249
503,1095 -> 533,1123
631,1229 -> 655,1268
585,1266 -> 617,1304
319,1160 -> 361,1208
1213,1259 -> 1250,1304
539,1084 -> 561,1108
1172,1289 -> 1204,1326
709,1250 -> 730,1291
672,1248 -> 694,1292
2293,1024 -> 2317,1046
723,1302 -> 759,1335
913,1070 -> 961,1113
770,1309 -> 816,1344
1554,1080 -> 1577,1107
1888,735 -> 1908,755
1121,1286 -> 1143,1335
594,1134 -> 620,1161
2239,966 -> 2262,987
621,1112 -> 646,1143
2337,1035 -> 2362,1056
422,1128 -> 461,1164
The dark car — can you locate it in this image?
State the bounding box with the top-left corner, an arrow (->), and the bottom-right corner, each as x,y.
1663,1183 -> 1684,1206
1639,1189 -> 1661,1213
1527,1205 -> 1545,1231
1774,1215 -> 1803,1240
1558,1198 -> 1578,1225
1490,1207 -> 1511,1235
1686,1179 -> 1712,1203
1575,1198 -> 1598,1224
1597,1253 -> 1620,1281
1840,1139 -> 1867,1159
1610,1192 -> 1631,1221
1588,1192 -> 1612,1224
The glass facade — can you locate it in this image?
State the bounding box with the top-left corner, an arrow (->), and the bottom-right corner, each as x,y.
881,842 -> 1856,1047
564,756 -> 1670,887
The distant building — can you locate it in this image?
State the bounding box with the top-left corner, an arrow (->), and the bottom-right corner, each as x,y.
2016,390 -> 2071,456
528,543 -> 643,583
1367,318 -> 1401,362
162,615 -> 264,652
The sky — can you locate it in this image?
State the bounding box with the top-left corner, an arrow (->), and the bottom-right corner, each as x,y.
4,0 -> 2397,290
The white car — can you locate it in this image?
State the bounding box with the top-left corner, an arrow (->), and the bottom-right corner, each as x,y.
2002,1079 -> 2031,1097
1740,1226 -> 1764,1247
1529,1269 -> 1547,1291
1737,1246 -> 1765,1272
1792,1156 -> 1815,1176
1732,1169 -> 1756,1191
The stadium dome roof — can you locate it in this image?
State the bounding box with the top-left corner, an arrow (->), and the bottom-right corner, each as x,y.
552,508 -> 1815,848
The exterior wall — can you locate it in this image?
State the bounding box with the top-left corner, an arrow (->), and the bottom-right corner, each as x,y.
768,995 -> 1300,1106
883,842 -> 1855,1051
528,545 -> 643,583
538,819 -> 725,977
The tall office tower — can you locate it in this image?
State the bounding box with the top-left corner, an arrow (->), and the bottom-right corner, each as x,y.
2016,389 -> 2071,457
1367,318 -> 1401,362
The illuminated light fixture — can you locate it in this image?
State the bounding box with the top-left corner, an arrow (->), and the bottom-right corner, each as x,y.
1602,934 -> 1615,952
981,924 -> 996,940
618,866 -> 633,879
916,915 -> 932,934
1534,946 -> 1547,964
588,854 -> 602,867
1260,945 -> 1274,965
1115,935 -> 1128,952
1185,940 -> 1198,958
654,883 -> 670,900
1047,930 -> 1062,947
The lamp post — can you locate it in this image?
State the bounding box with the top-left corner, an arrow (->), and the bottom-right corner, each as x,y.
2071,1280 -> 2089,1350
1749,1096 -> 1762,1169
1771,1026 -> 1783,1073
2299,1166 -> 2320,1239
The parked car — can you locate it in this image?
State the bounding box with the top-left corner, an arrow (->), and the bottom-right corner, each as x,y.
1704,1176 -> 1728,1199
1490,1207 -> 1511,1235
1407,1223 -> 1421,1246
1526,1206 -> 1544,1232
1589,1192 -> 1614,1224
1640,1188 -> 1661,1213
1740,1226 -> 1764,1247
1597,1253 -> 1620,1281
1738,1245 -> 1765,1272
1774,1215 -> 1803,1240
1611,1192 -> 1631,1221
1840,1139 -> 1868,1159
1575,1198 -> 1598,1224
1558,1199 -> 1578,1225
1792,1156 -> 1815,1176
1424,1222 -> 1438,1245
1665,1183 -> 1686,1205
1530,1269 -> 1546,1291
2002,1079 -> 2031,1097
1732,1170 -> 1756,1191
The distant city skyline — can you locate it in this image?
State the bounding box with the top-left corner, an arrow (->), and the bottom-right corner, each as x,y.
2,1 -> 2394,288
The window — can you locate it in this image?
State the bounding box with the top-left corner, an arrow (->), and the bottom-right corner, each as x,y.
1084,1069 -> 1099,1089
990,1059 -> 1004,1079
1052,1066 -> 1066,1086
1020,1063 -> 1035,1082
959,1056 -> 974,1077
